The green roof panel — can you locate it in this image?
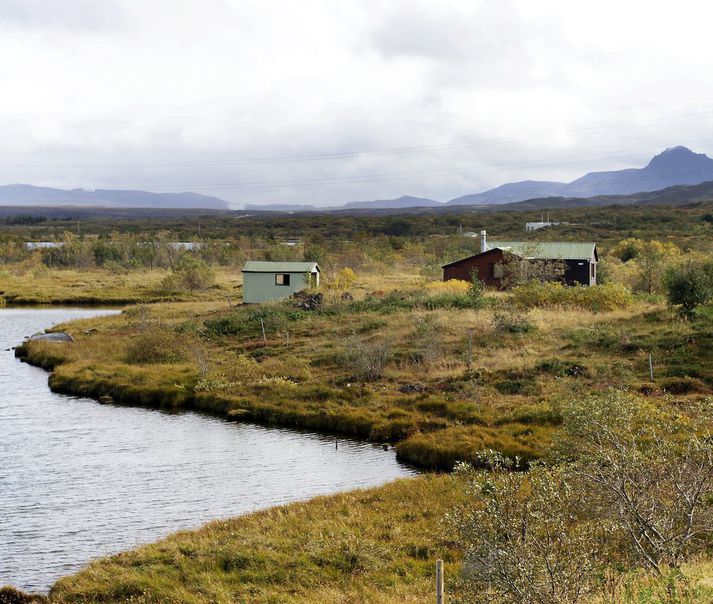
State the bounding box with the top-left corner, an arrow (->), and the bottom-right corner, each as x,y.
487,241 -> 596,260
242,261 -> 320,273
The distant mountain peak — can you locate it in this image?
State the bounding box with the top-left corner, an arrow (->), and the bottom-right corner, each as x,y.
447,146 -> 713,206
646,146 -> 712,170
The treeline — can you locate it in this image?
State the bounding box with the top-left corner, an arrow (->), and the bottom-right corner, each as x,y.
0,231 -> 486,275
2,202 -> 713,249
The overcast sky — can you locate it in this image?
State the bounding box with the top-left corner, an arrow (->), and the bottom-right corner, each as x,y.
0,0 -> 712,207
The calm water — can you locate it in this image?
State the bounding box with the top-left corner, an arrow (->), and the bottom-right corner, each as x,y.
0,308 -> 418,592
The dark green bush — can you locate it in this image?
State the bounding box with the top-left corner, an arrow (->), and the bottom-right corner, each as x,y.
665,260 -> 713,313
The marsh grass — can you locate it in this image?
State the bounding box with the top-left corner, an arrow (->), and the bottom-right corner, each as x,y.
18,287 -> 713,472
0,268 -> 238,305
49,475 -> 462,604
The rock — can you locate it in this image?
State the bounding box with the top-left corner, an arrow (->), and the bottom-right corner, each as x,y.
292,291 -> 323,311
398,383 -> 427,394
28,331 -> 74,343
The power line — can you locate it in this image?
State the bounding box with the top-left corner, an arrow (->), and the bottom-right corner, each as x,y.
98,145 -> 713,192
2,108 -> 713,170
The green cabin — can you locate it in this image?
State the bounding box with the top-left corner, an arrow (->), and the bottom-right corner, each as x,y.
241,261 -> 321,304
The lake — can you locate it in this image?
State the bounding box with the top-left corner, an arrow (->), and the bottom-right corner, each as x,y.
0,308 -> 418,593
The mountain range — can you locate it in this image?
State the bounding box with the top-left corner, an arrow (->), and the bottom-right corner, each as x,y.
1,146 -> 712,211
252,146 -> 713,211
0,184 -> 230,209
447,146 -> 713,205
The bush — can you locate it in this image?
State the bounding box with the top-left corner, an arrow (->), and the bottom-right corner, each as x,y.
492,309 -> 535,334
536,358 -> 588,378
658,376 -> 709,394
125,329 -> 186,364
340,335 -> 391,381
665,260 -> 713,313
205,303 -> 307,337
161,255 -> 216,292
325,267 -> 357,291
450,454 -> 607,604
511,281 -> 632,312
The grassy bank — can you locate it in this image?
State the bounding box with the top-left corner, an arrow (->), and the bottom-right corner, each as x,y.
15,279 -> 713,470
0,268 -> 240,305
49,475 -> 460,604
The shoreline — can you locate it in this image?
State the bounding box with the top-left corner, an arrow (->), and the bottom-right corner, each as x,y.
5,308 -> 427,600
13,341 -> 430,469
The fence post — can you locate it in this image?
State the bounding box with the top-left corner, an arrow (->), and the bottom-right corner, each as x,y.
260,318 -> 267,345
649,353 -> 654,381
436,559 -> 444,604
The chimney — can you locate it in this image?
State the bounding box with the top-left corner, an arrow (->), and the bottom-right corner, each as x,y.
480,229 -> 487,253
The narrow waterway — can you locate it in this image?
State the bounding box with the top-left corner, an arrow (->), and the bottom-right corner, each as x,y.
0,308 -> 418,593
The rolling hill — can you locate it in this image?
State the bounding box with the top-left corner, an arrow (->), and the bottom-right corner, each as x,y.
0,184 -> 231,209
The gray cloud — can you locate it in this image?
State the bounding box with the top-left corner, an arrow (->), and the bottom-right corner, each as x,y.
0,0 -> 709,208
0,0 -> 128,31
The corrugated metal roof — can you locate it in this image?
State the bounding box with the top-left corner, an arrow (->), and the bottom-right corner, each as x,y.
487,241 -> 596,260
242,261 -> 320,273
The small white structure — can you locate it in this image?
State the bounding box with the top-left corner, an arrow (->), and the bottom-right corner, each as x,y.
24,241 -> 64,250
241,261 -> 320,304
525,221 -> 561,232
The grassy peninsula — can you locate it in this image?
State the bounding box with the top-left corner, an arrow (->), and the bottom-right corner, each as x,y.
15,274 -> 713,471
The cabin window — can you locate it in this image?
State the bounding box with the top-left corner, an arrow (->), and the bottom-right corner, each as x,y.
591,263 -> 595,279
488,263 -> 503,279
275,273 -> 291,286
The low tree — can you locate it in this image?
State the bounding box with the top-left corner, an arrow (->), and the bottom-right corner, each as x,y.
161,255 -> 216,292
452,392 -> 713,603
555,391 -> 713,575
450,453 -> 608,604
665,259 -> 713,313
608,238 -> 681,294
325,267 -> 357,291
636,240 -> 681,294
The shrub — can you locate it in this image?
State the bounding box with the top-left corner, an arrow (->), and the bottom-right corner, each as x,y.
450,454 -> 607,604
556,391 -> 713,575
665,260 -> 713,313
161,255 -> 216,292
658,376 -> 708,394
340,335 -> 391,381
325,267 -> 357,291
492,309 -> 535,334
511,281 -> 632,312
205,303 -> 307,337
125,330 -> 186,364
536,358 -> 588,378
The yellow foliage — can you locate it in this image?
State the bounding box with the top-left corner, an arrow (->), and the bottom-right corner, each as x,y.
511,281 -> 633,312
325,267 -> 357,291
425,279 -> 471,295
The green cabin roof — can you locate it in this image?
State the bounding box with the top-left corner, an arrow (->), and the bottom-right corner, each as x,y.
487,241 -> 597,261
241,261 -> 320,273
